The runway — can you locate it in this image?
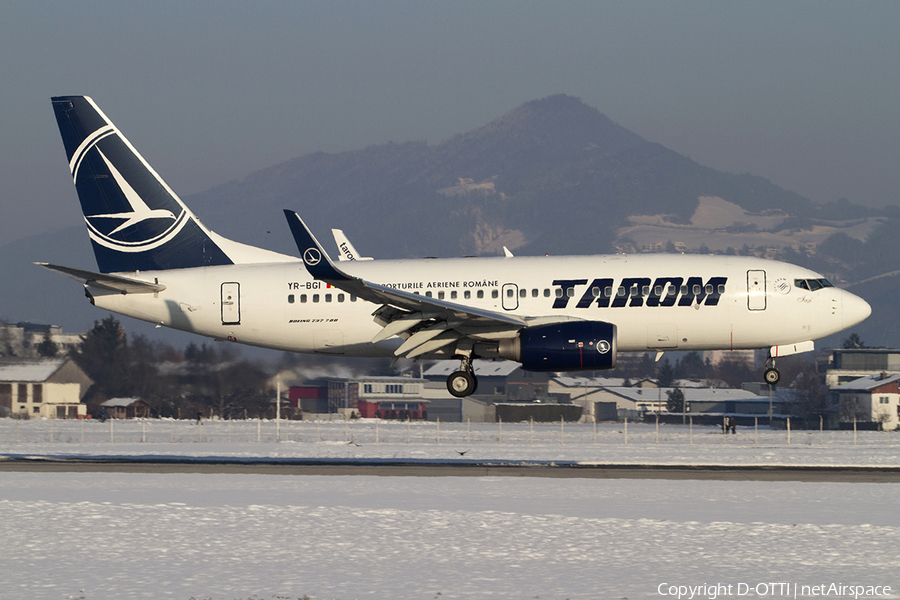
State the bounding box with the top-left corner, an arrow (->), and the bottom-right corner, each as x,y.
2,455 -> 898,482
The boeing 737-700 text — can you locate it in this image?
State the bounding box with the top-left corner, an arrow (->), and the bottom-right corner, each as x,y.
41,96 -> 872,397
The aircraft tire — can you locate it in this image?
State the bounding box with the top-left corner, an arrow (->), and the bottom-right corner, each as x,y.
764,368 -> 780,385
447,371 -> 477,398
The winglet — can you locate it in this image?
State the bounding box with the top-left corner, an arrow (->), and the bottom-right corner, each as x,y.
283,210 -> 351,282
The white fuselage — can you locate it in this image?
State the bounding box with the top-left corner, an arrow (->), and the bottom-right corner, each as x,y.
88,253 -> 870,359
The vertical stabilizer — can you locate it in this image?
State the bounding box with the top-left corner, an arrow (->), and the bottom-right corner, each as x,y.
51,96 -> 289,273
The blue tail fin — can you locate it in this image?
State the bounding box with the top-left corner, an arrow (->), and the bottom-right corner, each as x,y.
51,96 -> 278,273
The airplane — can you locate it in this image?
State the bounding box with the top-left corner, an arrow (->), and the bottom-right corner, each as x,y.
42,96 -> 872,398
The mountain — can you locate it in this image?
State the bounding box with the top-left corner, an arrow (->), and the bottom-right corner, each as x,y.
186,94 -> 813,258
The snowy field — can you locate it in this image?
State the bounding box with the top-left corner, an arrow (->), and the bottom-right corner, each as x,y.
1,419 -> 898,600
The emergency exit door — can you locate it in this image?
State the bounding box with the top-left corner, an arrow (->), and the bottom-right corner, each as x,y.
221,282 -> 241,325
501,283 -> 519,310
747,270 -> 766,311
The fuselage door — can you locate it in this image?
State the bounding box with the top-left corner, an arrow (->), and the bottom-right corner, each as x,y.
221,282 -> 241,325
747,270 -> 766,311
501,283 -> 519,311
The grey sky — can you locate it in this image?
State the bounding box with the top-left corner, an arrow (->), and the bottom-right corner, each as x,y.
2,1 -> 899,245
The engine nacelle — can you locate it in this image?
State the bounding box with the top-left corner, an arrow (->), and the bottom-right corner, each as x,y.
498,321 -> 617,372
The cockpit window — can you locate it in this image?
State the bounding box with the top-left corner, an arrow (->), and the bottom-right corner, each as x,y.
794,278 -> 834,292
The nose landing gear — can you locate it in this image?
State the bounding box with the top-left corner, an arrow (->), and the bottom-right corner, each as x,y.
763,353 -> 780,385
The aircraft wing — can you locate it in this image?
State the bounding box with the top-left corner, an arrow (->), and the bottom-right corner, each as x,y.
36,263 -> 166,294
284,210 -> 552,358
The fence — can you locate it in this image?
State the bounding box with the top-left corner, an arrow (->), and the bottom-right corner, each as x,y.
0,416 -> 896,448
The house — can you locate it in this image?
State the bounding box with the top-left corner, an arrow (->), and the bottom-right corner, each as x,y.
832,373 -> 900,431
0,357 -> 91,418
100,398 -> 152,419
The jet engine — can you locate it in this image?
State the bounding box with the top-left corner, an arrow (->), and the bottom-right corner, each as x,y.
497,321 -> 617,372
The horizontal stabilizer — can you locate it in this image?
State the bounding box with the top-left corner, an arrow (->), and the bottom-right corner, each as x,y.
36,263 -> 166,294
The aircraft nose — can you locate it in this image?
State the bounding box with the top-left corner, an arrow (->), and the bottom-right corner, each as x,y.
842,290 -> 872,329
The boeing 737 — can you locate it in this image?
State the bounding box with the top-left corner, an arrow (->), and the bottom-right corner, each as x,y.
42,96 -> 872,397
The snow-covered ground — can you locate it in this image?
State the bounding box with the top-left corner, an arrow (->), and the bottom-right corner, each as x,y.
2,417 -> 899,466
1,419 -> 898,600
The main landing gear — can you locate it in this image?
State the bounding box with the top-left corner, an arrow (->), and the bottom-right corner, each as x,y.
447,354 -> 478,398
763,353 -> 781,386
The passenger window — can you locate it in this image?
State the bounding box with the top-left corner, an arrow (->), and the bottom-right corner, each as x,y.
567,288 -> 575,298
519,288 -> 526,298
492,290 -> 499,299
555,288 -> 563,298
507,289 -> 514,297
605,286 -> 612,297
451,291 -> 457,299
717,284 -> 725,294
680,285 -> 687,295
617,287 -> 626,297
288,294 -> 295,304
532,289 -> 538,297
425,291 -> 432,298
477,290 -> 484,299
654,286 -> 662,296
313,294 -> 320,303
301,294 -> 307,303
544,289 -> 551,297
464,291 -> 471,299
704,284 -> 713,294
325,294 -> 332,302
692,285 -> 701,295
592,287 -> 600,297
642,286 -> 650,296
438,291 -> 445,300
350,295 -> 357,302
338,294 -> 345,302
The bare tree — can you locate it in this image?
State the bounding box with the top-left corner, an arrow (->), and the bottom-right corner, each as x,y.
787,363 -> 828,424
840,395 -> 868,424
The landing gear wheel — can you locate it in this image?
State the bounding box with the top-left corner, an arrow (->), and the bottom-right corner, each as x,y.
764,368 -> 781,385
447,370 -> 477,398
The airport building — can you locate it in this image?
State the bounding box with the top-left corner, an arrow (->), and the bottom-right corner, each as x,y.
0,322 -> 83,358
824,348 -> 900,386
